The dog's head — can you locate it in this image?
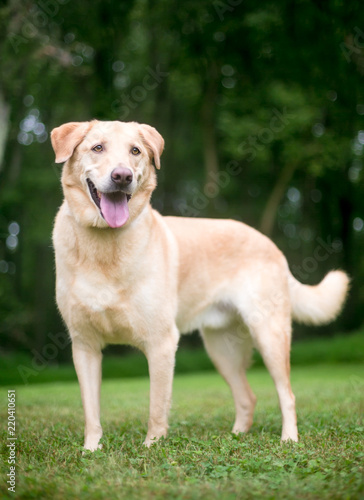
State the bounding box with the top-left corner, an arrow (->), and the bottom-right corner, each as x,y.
51,120 -> 164,229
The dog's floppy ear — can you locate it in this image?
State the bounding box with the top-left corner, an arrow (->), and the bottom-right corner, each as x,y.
138,124 -> 164,169
51,121 -> 94,163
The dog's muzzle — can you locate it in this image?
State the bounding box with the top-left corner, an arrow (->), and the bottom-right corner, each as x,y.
86,178 -> 132,228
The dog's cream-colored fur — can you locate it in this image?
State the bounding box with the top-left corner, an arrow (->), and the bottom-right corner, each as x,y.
51,120 -> 349,451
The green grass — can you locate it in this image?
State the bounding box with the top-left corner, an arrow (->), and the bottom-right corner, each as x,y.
0,364 -> 363,499
1,329 -> 364,386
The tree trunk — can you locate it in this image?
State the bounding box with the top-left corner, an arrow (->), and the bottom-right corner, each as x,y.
0,88 -> 10,172
260,161 -> 297,236
201,64 -> 219,187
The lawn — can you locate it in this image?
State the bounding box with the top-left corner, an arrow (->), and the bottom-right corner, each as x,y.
0,363 -> 363,499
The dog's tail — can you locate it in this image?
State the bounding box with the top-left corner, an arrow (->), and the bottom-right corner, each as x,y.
288,269 -> 350,325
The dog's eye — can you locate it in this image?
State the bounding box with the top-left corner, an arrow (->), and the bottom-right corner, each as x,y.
131,147 -> 141,156
92,145 -> 103,153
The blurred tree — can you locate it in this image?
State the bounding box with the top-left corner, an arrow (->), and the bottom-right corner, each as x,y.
0,0 -> 363,357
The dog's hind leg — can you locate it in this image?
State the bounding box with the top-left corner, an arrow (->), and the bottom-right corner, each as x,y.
72,340 -> 103,451
201,324 -> 256,435
247,313 -> 298,442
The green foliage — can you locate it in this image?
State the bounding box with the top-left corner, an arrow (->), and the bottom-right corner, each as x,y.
0,364 -> 363,499
0,0 -> 364,351
0,329 -> 363,386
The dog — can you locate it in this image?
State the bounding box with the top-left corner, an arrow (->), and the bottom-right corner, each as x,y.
51,120 -> 349,451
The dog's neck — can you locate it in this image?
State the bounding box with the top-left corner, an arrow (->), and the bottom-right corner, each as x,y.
64,200 -> 156,277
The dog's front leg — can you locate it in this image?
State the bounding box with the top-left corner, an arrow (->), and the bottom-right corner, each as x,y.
72,340 -> 103,451
144,332 -> 178,447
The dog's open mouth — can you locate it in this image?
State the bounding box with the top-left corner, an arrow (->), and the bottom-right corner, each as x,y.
86,179 -> 131,228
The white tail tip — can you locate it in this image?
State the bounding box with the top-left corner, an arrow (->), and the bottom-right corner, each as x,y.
290,270 -> 350,326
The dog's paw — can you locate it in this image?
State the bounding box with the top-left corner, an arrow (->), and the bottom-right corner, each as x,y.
143,435 -> 166,448
82,442 -> 103,454
82,427 -> 103,453
281,433 -> 298,443
232,423 -> 252,435
143,437 -> 158,448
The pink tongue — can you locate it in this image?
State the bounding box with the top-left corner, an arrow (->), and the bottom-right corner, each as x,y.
100,192 -> 129,228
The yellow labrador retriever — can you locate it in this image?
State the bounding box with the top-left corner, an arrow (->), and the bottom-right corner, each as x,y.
51,120 -> 349,451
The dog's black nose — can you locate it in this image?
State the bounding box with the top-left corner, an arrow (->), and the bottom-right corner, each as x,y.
111,167 -> 133,187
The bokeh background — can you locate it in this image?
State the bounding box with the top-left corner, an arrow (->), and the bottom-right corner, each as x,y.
0,0 -> 363,372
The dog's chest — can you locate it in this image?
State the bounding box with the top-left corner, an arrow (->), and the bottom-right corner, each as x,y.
58,270 -> 148,346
